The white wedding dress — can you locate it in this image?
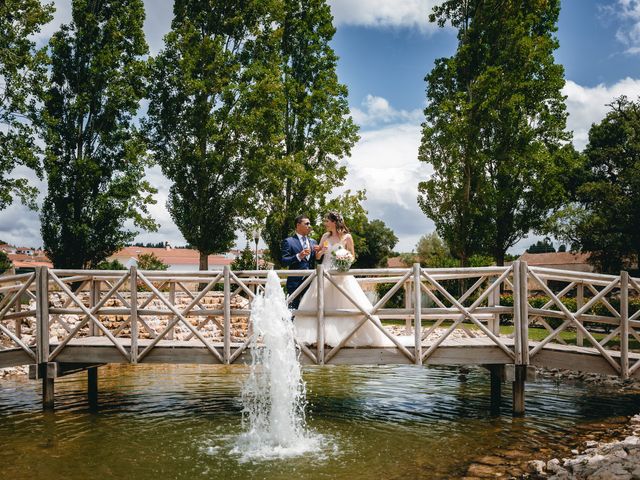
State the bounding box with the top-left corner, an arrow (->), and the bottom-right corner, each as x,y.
293,239 -> 396,347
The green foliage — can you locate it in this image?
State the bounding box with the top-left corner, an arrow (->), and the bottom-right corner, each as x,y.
467,254 -> 494,267
527,238 -> 556,254
353,219 -> 398,268
145,1 -> 278,270
231,244 -> 257,271
133,241 -> 169,249
415,232 -> 458,267
136,253 -> 168,271
419,0 -> 574,266
499,293 -> 640,330
552,97 -> 640,274
398,252 -> 418,267
320,190 -> 368,253
261,0 -> 359,267
374,283 -> 405,309
40,0 -> 157,269
0,251 -> 13,273
313,190 -> 398,268
96,259 -> 126,270
0,0 -> 53,210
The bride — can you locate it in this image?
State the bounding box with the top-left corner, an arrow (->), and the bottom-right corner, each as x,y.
293,211 -> 395,347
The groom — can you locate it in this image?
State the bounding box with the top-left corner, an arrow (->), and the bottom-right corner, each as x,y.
281,215 -> 320,310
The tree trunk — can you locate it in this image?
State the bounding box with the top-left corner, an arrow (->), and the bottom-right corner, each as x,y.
495,250 -> 505,267
199,251 -> 209,291
199,251 -> 208,271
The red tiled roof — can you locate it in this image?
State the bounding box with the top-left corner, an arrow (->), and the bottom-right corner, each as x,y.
519,251 -> 591,266
110,246 -> 233,266
13,260 -> 53,268
387,256 -> 407,268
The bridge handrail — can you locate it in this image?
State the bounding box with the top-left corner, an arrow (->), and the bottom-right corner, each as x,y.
1,262 -> 638,378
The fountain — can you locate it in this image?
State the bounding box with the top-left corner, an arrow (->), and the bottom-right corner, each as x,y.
233,270 -> 322,461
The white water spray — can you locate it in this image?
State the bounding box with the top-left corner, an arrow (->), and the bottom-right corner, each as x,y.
233,270 -> 321,461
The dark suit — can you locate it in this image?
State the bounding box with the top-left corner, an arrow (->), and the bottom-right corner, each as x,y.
281,234 -> 317,310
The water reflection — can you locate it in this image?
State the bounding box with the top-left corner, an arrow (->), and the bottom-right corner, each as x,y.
0,364 -> 638,479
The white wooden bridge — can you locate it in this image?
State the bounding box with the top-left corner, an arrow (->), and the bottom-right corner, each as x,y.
0,262 -> 638,414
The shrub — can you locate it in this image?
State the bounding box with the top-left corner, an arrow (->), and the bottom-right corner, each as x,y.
96,259 -> 126,270
0,251 -> 13,274
375,282 -> 405,309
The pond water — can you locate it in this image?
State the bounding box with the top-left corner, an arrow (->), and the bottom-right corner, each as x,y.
0,364 -> 638,479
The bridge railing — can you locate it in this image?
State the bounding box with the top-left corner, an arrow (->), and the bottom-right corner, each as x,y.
0,262 -> 637,377
523,265 -> 639,378
0,271 -> 38,367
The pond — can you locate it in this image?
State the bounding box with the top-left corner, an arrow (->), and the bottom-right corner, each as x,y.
0,364 -> 638,479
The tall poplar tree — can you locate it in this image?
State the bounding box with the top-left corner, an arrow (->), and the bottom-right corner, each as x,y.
40,0 -> 156,268
261,0 -> 359,267
419,0 -> 573,265
145,0 -> 280,270
0,0 -> 53,210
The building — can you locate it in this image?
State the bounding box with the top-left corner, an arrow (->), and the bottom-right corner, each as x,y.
108,246 -> 235,271
516,251 -> 594,273
0,244 -> 53,273
387,256 -> 408,268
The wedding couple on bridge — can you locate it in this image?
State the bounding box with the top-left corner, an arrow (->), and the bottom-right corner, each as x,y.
281,212 -> 395,348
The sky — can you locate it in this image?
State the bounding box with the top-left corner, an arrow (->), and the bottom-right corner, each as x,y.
2,0 -> 640,254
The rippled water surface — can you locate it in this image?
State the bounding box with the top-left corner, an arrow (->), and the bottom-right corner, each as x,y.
1,364 -> 639,479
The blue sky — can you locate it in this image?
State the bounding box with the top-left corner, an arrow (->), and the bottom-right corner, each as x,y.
2,0 -> 640,254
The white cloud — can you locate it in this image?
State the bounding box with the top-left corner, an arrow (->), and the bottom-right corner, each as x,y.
351,94 -> 423,128
602,0 -> 640,54
328,0 -> 442,31
563,77 -> 640,150
337,115 -> 433,251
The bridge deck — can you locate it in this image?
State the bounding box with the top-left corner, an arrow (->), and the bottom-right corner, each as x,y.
2,337 -> 638,378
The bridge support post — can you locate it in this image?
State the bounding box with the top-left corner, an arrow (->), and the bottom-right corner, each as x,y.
88,366 -> 98,409
512,365 -> 526,416
40,362 -> 56,411
488,365 -> 503,413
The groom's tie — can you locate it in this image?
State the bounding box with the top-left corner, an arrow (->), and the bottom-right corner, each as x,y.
302,236 -> 309,261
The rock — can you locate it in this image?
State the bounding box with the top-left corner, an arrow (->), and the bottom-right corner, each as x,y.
547,458 -> 562,473
475,455 -> 503,466
590,462 -> 632,480
527,459 -> 546,475
625,436 -> 640,446
466,463 -> 503,477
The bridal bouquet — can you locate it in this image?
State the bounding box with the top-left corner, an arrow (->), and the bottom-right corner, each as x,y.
331,247 -> 354,272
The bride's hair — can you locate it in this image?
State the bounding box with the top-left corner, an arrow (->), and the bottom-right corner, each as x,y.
325,211 -> 349,235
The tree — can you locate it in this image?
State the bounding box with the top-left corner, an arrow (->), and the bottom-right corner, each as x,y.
526,238 -> 556,254
136,252 -> 168,271
418,2 -> 488,268
420,0 -> 573,266
145,0 -> 278,272
555,97 -> 640,274
40,0 -> 157,269
0,251 -> 13,274
0,0 -> 53,210
321,189 -> 368,255
352,220 -> 398,269
261,0 -> 359,267
96,259 -> 126,270
415,232 -> 458,268
231,243 -> 257,271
